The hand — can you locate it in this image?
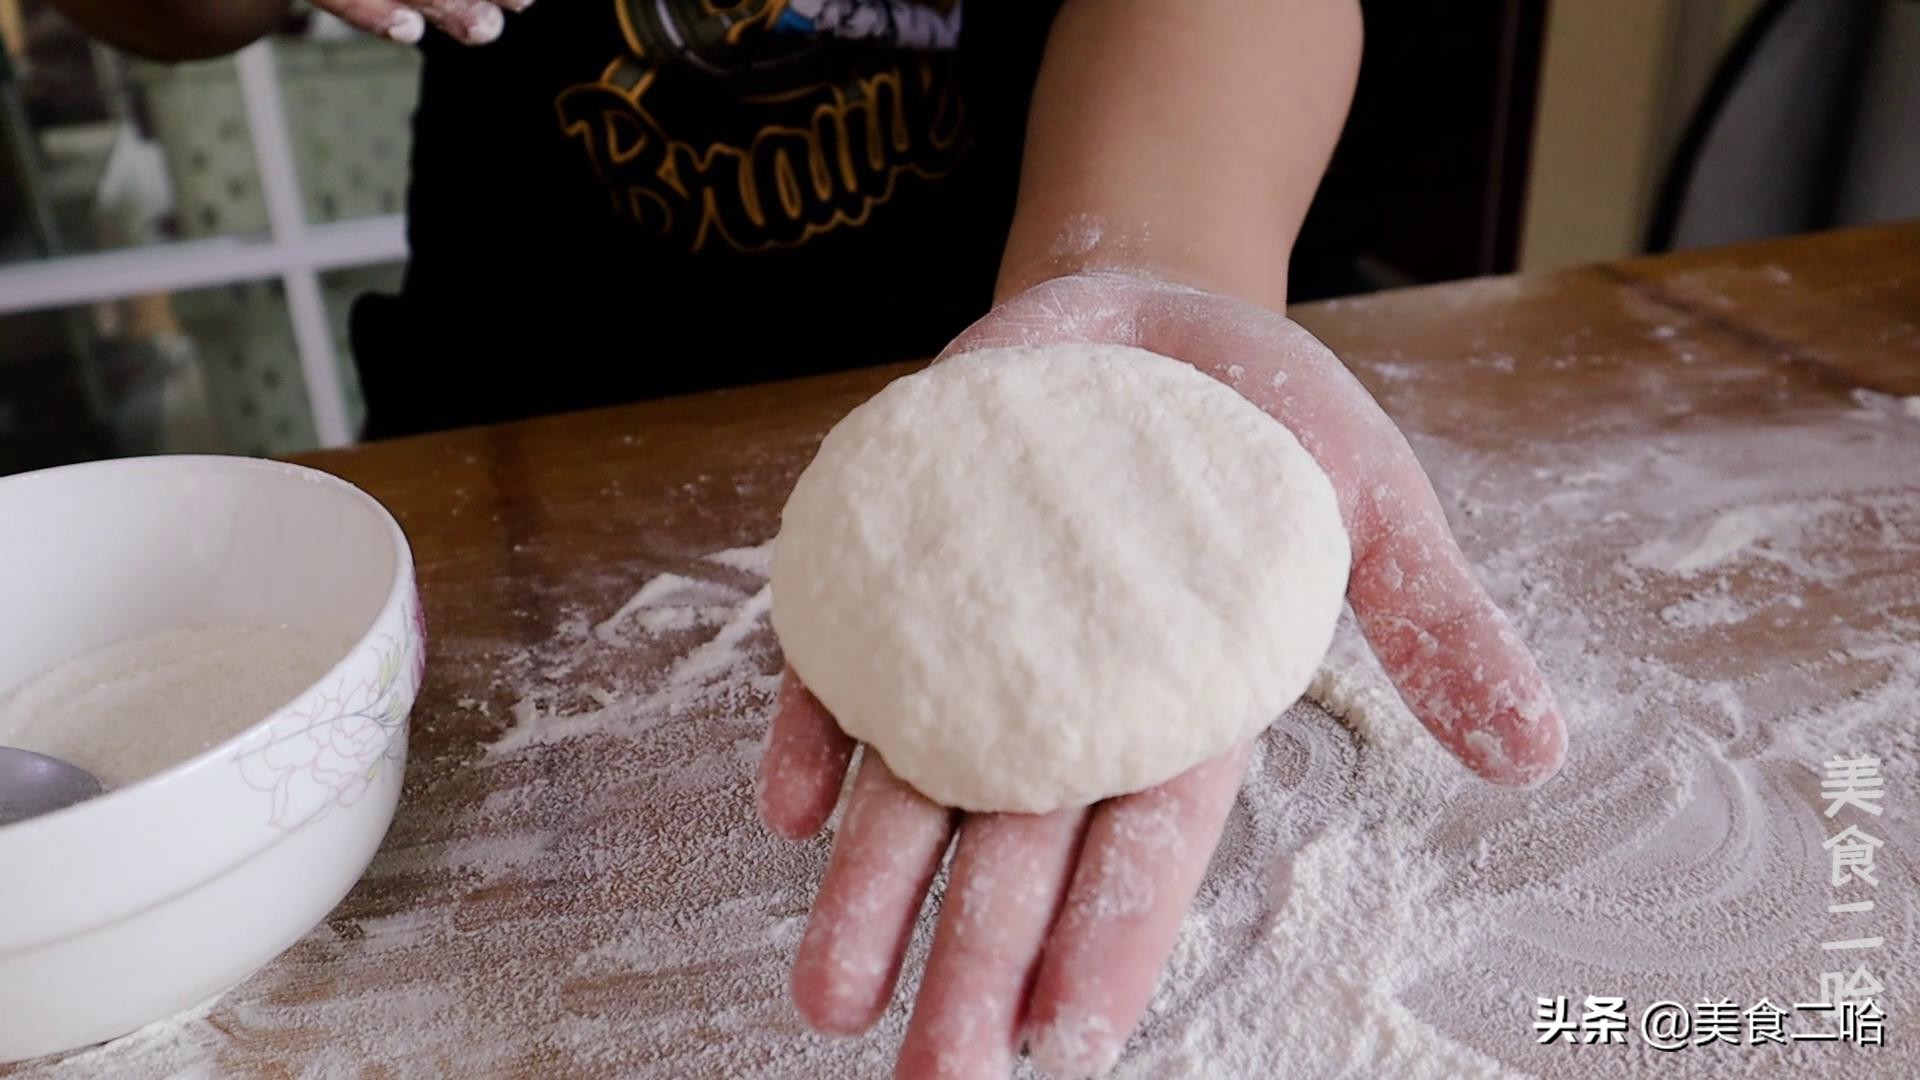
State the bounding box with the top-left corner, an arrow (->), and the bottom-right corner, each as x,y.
315,0 -> 529,46
756,272 -> 1568,1077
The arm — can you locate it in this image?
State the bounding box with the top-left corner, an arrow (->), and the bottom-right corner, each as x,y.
47,0 -> 522,57
43,0 -> 288,61
997,0 -> 1363,310
762,4 -> 1569,1077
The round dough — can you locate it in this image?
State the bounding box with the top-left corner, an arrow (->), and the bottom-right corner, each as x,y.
770,343 -> 1351,813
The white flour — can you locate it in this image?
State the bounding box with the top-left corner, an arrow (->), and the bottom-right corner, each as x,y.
17,349 -> 1918,1078
0,624 -> 348,788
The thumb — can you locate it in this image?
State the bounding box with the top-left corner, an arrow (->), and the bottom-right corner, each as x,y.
1345,475 -> 1568,786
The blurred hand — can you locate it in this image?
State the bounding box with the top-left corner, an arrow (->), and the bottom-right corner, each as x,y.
315,0 -> 528,46
756,272 -> 1568,1078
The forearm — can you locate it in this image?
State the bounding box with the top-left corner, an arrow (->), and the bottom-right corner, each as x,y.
998,0 -> 1362,312
46,0 -> 289,60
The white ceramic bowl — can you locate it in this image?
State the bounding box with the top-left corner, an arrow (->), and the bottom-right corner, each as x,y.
0,455 -> 422,1063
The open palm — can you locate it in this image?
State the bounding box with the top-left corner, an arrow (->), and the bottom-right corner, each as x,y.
756,273 -> 1568,1078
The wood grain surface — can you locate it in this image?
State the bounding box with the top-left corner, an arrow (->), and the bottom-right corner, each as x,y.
8,222 -> 1917,1076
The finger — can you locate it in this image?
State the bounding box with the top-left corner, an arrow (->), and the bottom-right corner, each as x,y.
1024,742 -> 1254,1077
412,0 -> 507,45
792,754 -> 955,1035
757,669 -> 857,839
1343,480 -> 1568,785
895,809 -> 1087,1079
316,0 -> 423,42
1125,286 -> 1567,787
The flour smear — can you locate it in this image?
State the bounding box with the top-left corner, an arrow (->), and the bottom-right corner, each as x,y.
18,385 -> 1919,1078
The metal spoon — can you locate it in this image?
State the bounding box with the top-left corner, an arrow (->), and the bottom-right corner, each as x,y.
0,748 -> 104,827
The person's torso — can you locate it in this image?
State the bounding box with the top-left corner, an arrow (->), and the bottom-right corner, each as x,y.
397,0 -> 1062,372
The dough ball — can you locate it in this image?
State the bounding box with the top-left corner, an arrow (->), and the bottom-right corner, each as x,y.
770,343 -> 1351,814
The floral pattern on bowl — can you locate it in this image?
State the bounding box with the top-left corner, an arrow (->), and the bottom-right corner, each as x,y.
234,590 -> 425,831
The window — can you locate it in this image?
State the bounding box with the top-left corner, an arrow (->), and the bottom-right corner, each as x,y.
0,3 -> 415,475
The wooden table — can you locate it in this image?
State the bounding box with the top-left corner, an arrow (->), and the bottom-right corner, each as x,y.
12,223 -> 1919,1077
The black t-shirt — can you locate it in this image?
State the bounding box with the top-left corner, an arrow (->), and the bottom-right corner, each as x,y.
353,0 -> 1064,436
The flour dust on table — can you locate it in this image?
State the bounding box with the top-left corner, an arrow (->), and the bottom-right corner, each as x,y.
23,377 -> 1917,1078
